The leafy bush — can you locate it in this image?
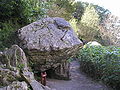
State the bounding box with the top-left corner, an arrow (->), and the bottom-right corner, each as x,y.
78,45 -> 120,89
0,0 -> 52,50
81,5 -> 100,29
77,23 -> 101,41
74,4 -> 103,43
0,0 -> 50,24
73,1 -> 87,21
0,21 -> 20,50
47,0 -> 75,21
74,4 -> 110,45
0,0 -> 30,24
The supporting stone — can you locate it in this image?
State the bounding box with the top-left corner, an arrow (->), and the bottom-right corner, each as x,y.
0,45 -> 51,90
54,61 -> 70,80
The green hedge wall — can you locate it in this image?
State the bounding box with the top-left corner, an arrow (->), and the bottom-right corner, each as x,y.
78,45 -> 120,89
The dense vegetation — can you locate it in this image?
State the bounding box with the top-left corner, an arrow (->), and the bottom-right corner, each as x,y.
0,0 -> 51,50
0,0 -> 111,50
0,0 -> 120,89
78,44 -> 120,89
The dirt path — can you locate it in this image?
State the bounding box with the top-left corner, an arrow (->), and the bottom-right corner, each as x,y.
47,60 -> 111,90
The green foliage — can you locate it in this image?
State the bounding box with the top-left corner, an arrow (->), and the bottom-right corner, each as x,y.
77,23 -> 101,41
73,1 -> 88,21
0,0 -> 16,21
48,0 -> 75,20
94,5 -> 111,21
78,45 -> 120,89
54,0 -> 75,13
17,63 -> 25,70
69,18 -> 79,34
27,0 -> 52,23
0,0 -> 29,24
67,57 -> 74,62
0,21 -> 20,50
72,2 -> 111,44
0,0 -> 50,24
81,5 -> 100,29
75,4 -> 102,42
0,0 -> 51,50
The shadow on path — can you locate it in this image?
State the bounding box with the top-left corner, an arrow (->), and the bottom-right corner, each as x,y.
47,60 -> 112,90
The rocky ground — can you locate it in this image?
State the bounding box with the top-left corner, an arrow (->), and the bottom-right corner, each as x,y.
47,60 -> 112,90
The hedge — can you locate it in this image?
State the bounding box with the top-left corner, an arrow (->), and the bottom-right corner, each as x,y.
78,45 -> 120,89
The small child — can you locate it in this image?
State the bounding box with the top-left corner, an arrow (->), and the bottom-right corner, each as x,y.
41,72 -> 47,86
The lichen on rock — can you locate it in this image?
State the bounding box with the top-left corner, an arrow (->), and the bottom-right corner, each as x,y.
0,45 -> 49,90
17,17 -> 83,74
0,81 -> 28,90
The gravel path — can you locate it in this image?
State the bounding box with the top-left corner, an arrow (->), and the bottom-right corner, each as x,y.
47,60 -> 111,90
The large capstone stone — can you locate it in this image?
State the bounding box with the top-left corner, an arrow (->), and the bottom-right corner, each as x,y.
17,17 -> 83,72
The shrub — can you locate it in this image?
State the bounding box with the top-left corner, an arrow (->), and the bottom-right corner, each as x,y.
47,0 -> 75,21
0,0 -> 30,24
78,45 -> 120,89
77,23 -> 101,41
75,4 -> 103,42
0,21 -> 20,50
0,0 -> 50,24
0,0 -> 51,50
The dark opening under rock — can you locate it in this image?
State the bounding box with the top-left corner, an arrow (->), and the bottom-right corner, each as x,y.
46,61 -> 70,80
17,17 -> 83,79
